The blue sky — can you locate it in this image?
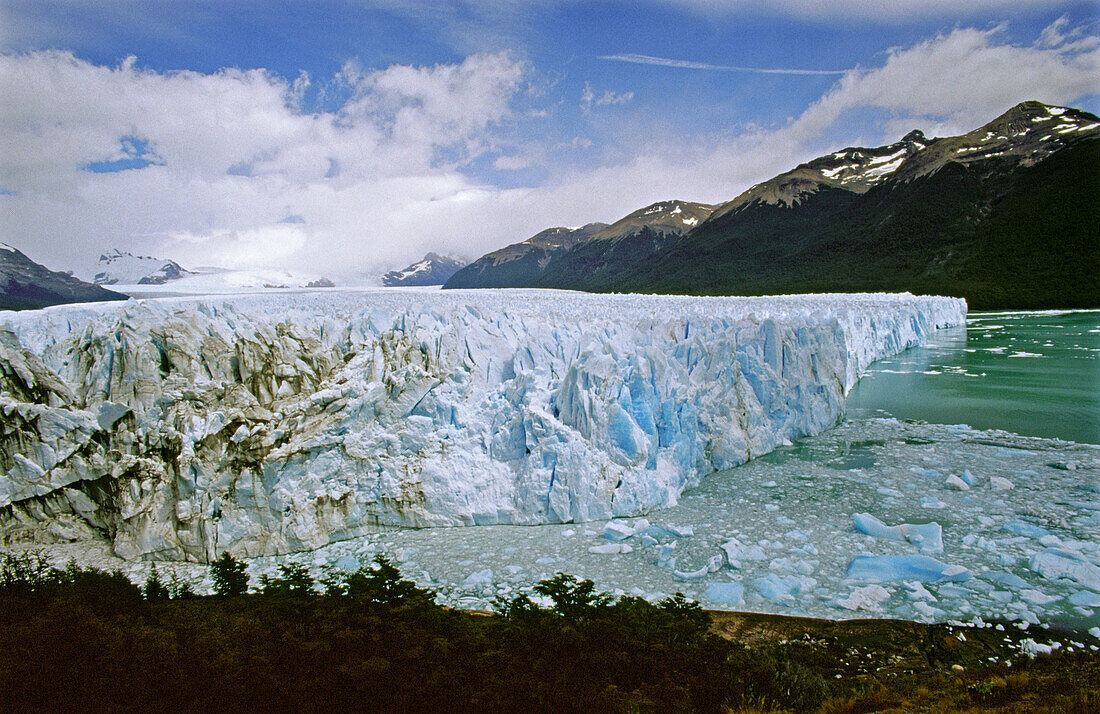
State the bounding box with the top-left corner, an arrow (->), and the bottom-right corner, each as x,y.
1,1 -> 1098,279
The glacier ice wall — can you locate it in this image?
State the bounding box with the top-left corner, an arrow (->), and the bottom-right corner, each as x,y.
0,290 -> 964,560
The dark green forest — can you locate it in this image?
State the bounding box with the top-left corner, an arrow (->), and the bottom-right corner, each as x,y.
1,552 -> 1097,713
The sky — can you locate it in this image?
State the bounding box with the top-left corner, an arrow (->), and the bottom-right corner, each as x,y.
1,0 -> 1098,281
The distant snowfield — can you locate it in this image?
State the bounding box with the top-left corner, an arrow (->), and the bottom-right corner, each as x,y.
108,268 -> 363,295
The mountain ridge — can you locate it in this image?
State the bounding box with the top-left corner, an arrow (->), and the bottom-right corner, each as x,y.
1,243 -> 128,310
446,101 -> 1100,309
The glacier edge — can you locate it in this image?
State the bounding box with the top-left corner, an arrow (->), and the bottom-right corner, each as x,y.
0,290 -> 965,561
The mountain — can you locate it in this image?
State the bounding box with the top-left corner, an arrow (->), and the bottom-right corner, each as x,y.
1,243 -> 127,310
443,224 -> 607,289
382,252 -> 467,287
93,249 -> 193,285
524,200 -> 715,291
448,101 -> 1100,309
626,101 -> 1100,309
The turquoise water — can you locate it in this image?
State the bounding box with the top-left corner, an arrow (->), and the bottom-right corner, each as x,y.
847,310 -> 1100,444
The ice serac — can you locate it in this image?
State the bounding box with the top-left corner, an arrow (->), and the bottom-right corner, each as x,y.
0,290 -> 965,561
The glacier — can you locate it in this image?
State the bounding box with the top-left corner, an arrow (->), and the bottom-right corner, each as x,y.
0,289 -> 963,561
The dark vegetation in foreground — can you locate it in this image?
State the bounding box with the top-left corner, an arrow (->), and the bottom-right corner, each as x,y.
1,552 -> 1096,713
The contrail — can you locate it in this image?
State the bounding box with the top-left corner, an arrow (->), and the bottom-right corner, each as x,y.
599,53 -> 847,76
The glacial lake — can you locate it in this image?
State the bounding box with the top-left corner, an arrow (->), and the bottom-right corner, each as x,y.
847,310 -> 1100,445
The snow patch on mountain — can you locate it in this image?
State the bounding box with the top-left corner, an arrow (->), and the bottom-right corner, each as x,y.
93,249 -> 193,285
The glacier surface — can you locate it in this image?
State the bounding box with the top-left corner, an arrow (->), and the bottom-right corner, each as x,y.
0,289 -> 963,561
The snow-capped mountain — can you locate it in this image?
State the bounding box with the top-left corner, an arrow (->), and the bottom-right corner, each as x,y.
1,243 -> 127,310
443,203 -> 715,290
382,253 -> 466,287
93,249 -> 194,285
711,100 -> 1099,219
525,201 -> 715,291
449,101 -> 1099,309
589,200 -> 715,242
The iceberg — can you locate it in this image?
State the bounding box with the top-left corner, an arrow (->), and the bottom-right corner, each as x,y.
847,555 -> 970,583
0,289 -> 965,560
852,513 -> 944,554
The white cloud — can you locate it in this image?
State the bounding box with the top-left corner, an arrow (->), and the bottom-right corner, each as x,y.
580,82 -> 635,113
1,20 -> 1097,282
0,50 -> 530,276
789,24 -> 1100,138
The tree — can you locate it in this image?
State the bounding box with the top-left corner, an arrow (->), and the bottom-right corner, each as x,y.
532,573 -> 612,619
340,554 -> 435,605
210,552 -> 249,597
142,565 -> 170,600
258,562 -> 315,597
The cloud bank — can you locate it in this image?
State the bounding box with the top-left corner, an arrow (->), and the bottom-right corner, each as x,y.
1,21 -> 1097,280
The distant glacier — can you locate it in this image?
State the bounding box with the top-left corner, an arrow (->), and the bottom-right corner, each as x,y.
0,290 -> 964,561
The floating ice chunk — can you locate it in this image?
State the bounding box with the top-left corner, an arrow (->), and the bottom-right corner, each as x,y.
720,537 -> 766,567
704,582 -> 745,606
877,487 -> 903,498
334,555 -> 360,572
602,520 -> 636,541
1039,535 -> 1063,548
835,584 -> 891,612
989,476 -> 1014,491
655,543 -> 676,569
462,569 -> 494,587
911,467 -> 944,480
1029,549 -> 1100,591
1069,591 -> 1100,608
673,565 -> 710,581
986,571 -> 1031,589
1090,627 -> 1100,640
665,525 -> 694,538
1069,500 -> 1100,511
754,573 -> 817,604
638,534 -> 659,547
921,497 -> 946,509
853,513 -> 943,554
847,555 -> 970,583
903,581 -> 937,601
912,600 -> 944,619
938,584 -> 971,599
1020,589 -> 1061,606
960,469 -> 980,486
1004,520 -> 1050,538
589,543 -> 632,555
945,474 -> 970,491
